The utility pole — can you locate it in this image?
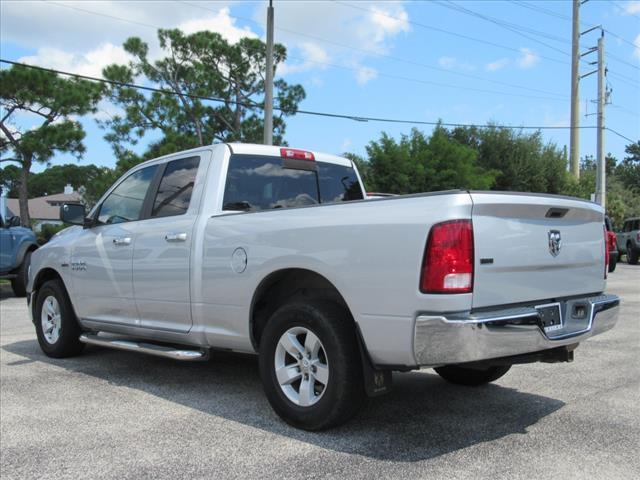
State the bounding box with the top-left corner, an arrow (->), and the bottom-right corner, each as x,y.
570,0 -> 581,179
263,0 -> 274,146
595,33 -> 606,209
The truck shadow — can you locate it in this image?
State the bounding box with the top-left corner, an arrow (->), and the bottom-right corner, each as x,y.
3,339 -> 564,462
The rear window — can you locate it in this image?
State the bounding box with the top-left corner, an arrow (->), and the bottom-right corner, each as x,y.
223,154 -> 363,212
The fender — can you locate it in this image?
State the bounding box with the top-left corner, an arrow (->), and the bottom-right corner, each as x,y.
14,240 -> 38,270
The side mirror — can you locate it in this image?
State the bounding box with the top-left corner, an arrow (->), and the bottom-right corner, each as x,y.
8,216 -> 21,227
60,203 -> 86,226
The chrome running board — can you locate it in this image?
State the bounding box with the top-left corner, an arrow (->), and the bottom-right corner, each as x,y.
79,334 -> 209,361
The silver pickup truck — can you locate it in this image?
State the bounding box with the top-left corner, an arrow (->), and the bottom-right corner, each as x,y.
27,143 -> 619,430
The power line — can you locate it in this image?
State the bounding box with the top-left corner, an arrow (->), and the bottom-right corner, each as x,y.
439,0 -> 640,76
513,0 -> 640,72
607,128 -> 637,144
612,1 -> 640,20
332,0 -> 569,65
178,2 -> 571,100
0,58 -> 604,132
434,0 -> 571,57
40,0 -> 571,101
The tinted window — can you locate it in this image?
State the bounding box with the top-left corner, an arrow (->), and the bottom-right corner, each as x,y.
317,162 -> 363,203
151,157 -> 200,218
223,154 -> 363,211
97,165 -> 157,225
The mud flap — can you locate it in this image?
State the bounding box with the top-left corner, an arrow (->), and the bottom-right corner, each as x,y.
355,325 -> 393,397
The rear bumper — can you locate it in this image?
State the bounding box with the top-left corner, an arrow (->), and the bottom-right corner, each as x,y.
413,294 -> 619,366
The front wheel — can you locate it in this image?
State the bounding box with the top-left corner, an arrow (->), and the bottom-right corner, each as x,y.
258,300 -> 365,430
34,279 -> 84,358
435,364 -> 511,386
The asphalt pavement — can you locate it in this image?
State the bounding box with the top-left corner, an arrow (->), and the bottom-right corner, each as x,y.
1,264 -> 638,480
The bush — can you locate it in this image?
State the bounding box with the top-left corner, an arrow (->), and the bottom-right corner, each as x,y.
37,223 -> 69,244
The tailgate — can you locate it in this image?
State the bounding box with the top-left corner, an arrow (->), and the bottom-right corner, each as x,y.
470,192 -> 605,309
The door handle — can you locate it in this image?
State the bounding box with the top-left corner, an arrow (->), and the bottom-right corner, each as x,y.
112,237 -> 131,246
165,232 -> 187,242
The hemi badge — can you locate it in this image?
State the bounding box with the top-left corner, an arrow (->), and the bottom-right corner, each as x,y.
480,258 -> 494,265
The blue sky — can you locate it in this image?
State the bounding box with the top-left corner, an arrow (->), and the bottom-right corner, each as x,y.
1,0 -> 639,175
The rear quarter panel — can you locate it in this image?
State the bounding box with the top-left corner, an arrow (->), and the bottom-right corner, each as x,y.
195,192 -> 473,365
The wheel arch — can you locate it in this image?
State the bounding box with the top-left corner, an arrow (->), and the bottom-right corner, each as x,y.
249,268 -> 355,351
31,268 -> 75,322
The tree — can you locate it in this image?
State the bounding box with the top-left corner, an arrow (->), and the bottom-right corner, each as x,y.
450,126 -> 568,194
0,66 -> 102,226
102,29 -> 305,172
361,127 -> 497,194
0,163 -> 116,208
616,141 -> 640,193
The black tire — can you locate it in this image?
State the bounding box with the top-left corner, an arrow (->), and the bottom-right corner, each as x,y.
608,253 -> 617,273
259,300 -> 365,430
627,243 -> 639,265
34,279 -> 84,358
10,251 -> 31,297
434,364 -> 511,386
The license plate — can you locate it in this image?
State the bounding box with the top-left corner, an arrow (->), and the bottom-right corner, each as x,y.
536,303 -> 563,333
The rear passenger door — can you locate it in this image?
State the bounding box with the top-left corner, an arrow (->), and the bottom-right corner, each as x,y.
133,155 -> 205,333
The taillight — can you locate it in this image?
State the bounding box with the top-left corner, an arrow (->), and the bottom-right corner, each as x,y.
280,148 -> 314,161
604,225 -> 609,279
420,220 -> 474,294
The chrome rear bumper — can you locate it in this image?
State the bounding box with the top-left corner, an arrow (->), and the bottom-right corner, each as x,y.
413,294 -> 619,366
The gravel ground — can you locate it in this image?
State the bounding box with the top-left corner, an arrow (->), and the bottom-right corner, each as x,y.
1,264 -> 638,480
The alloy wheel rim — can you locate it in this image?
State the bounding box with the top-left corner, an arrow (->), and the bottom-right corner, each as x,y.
41,296 -> 61,344
274,326 -> 329,407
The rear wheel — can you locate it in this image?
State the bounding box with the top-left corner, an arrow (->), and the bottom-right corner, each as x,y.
258,300 -> 365,430
627,243 -> 639,265
609,253 -> 617,273
10,251 -> 31,297
34,279 -> 84,358
435,364 -> 511,386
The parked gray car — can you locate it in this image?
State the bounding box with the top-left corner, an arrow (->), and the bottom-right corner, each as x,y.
616,217 -> 640,265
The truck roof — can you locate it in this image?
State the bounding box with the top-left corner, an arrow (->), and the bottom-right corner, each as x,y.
227,143 -> 353,167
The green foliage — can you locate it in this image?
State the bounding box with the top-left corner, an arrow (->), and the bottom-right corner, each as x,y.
450,126 -> 567,194
355,126 -> 498,193
101,28 -> 305,173
615,141 -> 640,194
36,222 -> 69,245
0,65 -> 103,225
563,154 -> 640,228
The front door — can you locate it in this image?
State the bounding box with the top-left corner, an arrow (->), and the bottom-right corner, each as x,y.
133,155 -> 203,332
71,164 -> 158,325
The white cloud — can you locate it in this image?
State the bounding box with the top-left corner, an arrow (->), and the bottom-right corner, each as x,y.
517,48 -> 539,69
279,42 -> 330,75
619,1 -> 640,15
355,66 -> 377,85
253,0 -> 410,84
368,5 -> 410,43
634,34 -> 640,60
19,43 -> 130,78
342,138 -> 353,151
485,58 -> 510,71
178,8 -> 256,43
15,7 -> 257,81
3,0 -> 411,90
438,56 -> 475,71
438,57 -> 456,69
